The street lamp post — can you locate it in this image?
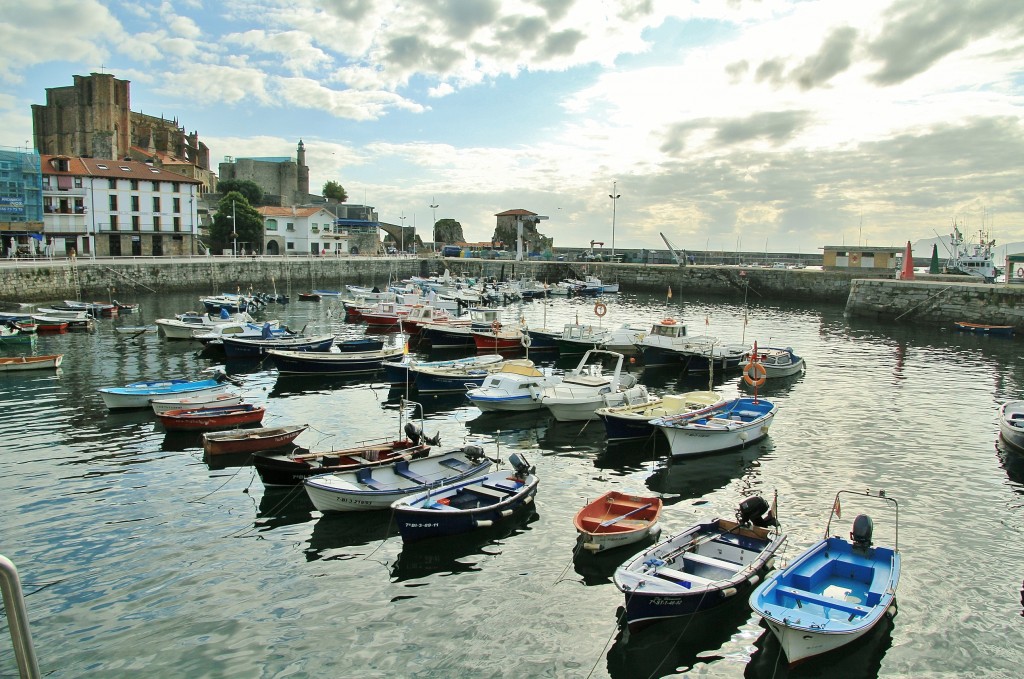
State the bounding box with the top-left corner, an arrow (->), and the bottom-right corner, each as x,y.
430,198 -> 438,251
608,181 -> 621,261
230,200 -> 238,257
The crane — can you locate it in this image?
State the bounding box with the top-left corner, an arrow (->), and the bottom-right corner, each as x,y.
660,232 -> 687,266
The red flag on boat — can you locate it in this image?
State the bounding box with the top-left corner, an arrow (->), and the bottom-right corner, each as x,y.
832,496 -> 842,519
899,241 -> 915,280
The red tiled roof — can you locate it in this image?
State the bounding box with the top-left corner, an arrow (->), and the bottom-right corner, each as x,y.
39,154 -> 201,183
494,209 -> 537,217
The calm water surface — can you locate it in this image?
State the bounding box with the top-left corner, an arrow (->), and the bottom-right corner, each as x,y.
1,287 -> 1023,678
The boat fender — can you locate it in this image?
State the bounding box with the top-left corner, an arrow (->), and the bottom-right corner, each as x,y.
722,587 -> 737,597
742,361 -> 767,387
500,509 -> 513,517
749,575 -> 760,587
475,519 -> 494,528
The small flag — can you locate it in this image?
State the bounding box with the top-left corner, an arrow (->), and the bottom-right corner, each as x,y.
832,497 -> 841,519
705,315 -> 709,327
403,340 -> 409,355
667,286 -> 673,299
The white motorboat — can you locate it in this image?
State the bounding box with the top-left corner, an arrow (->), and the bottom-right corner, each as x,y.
155,310 -> 258,340
999,401 -> 1024,452
466,363 -> 562,412
743,346 -> 805,378
539,349 -> 652,422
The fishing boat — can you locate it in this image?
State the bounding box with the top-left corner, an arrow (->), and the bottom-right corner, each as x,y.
382,353 -> 503,387
573,490 -> 663,553
191,321 -> 287,345
155,310 -> 258,340
554,322 -> 608,356
60,300 -> 117,316
398,305 -> 454,334
943,223 -> 999,282
202,424 -> 309,457
0,354 -> 64,372
953,321 -> 1014,337
220,333 -> 335,358
651,396 -> 777,457
98,369 -> 237,410
150,391 -> 244,415
636,318 -> 692,366
998,401 -> 1024,452
741,346 -> 806,378
596,391 -> 726,442
335,338 -> 385,352
0,325 -> 37,346
614,495 -> 785,631
411,359 -> 535,394
539,350 -> 651,422
303,446 -> 493,512
466,363 -> 562,412
391,453 -> 538,543
29,316 -> 70,333
267,346 -> 404,374
297,292 -> 321,301
471,325 -> 528,352
156,402 -> 265,432
749,489 -> 900,666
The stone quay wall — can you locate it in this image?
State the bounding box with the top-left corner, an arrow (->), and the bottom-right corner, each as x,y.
845,278 -> 1024,329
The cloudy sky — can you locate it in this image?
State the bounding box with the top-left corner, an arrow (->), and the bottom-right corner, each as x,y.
2,0 -> 1023,253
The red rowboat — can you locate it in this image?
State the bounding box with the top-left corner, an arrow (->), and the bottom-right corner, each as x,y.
574,490 -> 663,553
202,424 -> 309,456
156,403 -> 265,432
472,329 -> 526,351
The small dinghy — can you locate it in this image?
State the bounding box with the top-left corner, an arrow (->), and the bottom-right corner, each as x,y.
202,424 -> 309,457
150,391 -> 243,415
574,490 -> 663,553
391,453 -> 538,543
0,354 -> 64,372
999,400 -> 1024,452
156,402 -> 265,432
749,489 -> 900,666
614,495 -> 785,631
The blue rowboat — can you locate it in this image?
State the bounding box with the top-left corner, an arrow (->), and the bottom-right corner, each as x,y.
749,489 -> 900,665
391,453 -> 538,543
98,370 -> 234,410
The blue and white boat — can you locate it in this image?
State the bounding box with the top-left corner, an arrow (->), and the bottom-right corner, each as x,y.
614,495 -> 785,631
651,396 -> 777,457
749,489 -> 900,665
391,453 -> 538,542
466,363 -> 562,412
382,353 -> 503,387
267,346 -> 404,375
221,333 -> 335,358
98,369 -> 236,410
596,390 -> 725,442
303,446 -> 493,512
412,359 -> 535,394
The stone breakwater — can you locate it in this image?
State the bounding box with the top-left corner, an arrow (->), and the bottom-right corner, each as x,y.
1,257 -> 1019,330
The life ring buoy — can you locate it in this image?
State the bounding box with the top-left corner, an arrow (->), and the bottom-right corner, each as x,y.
742,361 -> 767,387
521,332 -> 532,348
662,318 -> 676,325
594,302 -> 607,318
491,320 -> 502,333
1017,267 -> 1024,279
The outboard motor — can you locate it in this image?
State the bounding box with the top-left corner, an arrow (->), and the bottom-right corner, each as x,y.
404,422 -> 422,446
423,431 -> 441,446
738,495 -> 778,528
463,444 -> 486,461
851,514 -> 874,550
508,452 -> 534,478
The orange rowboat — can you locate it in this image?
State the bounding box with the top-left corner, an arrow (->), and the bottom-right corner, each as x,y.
574,490 -> 663,553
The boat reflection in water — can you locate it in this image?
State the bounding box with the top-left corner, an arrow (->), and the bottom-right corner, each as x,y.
255,486 -> 316,532
305,511 -> 398,562
272,373 -> 380,398
391,509 -> 539,582
572,531 -> 661,587
606,596 -> 753,678
645,444 -> 769,505
466,410 -> 550,449
744,609 -> 895,679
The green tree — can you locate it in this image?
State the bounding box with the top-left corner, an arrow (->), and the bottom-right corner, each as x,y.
210,192 -> 264,254
216,179 -> 263,205
323,181 -> 348,202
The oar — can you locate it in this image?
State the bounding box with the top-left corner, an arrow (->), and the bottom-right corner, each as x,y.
595,503 -> 653,531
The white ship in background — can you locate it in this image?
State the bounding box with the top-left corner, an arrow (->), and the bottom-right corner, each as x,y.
944,222 -> 999,282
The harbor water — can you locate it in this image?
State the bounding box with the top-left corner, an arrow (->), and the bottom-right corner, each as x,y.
1,289 -> 1022,678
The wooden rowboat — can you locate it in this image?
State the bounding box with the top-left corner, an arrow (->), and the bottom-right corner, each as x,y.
953,321 -> 1014,336
574,490 -> 663,553
0,354 -> 64,372
156,403 -> 265,432
202,424 -> 309,456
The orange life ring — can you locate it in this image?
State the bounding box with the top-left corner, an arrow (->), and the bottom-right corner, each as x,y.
742,361 -> 767,387
594,302 -> 607,317
491,320 -> 502,333
662,318 -> 676,325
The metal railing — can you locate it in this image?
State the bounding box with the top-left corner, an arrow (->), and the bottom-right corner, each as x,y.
0,554 -> 40,678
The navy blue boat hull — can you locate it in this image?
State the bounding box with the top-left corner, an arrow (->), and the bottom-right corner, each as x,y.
598,412 -> 656,441
222,337 -> 334,358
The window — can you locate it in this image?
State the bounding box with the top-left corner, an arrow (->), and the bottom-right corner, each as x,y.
130,179 -> 138,189
173,197 -> 180,213
131,196 -> 139,211
153,216 -> 161,231
286,242 -> 294,250
42,177 -> 50,188
74,177 -> 82,188
110,215 -> 119,231
132,215 -> 140,231
311,224 -> 319,233
108,178 -> 116,189
266,219 -> 278,231
109,195 -> 118,210
286,223 -> 295,231
152,196 -> 161,212
173,216 -> 181,232
96,164 -> 108,170
152,181 -> 159,190
172,182 -> 180,192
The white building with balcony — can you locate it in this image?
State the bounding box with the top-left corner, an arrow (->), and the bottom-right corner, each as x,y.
41,154 -> 202,256
258,206 -> 349,256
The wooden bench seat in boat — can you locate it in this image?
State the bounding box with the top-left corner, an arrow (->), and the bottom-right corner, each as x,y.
683,551 -> 742,572
774,585 -> 869,615
393,461 -> 431,484
651,566 -> 717,586
463,484 -> 505,500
